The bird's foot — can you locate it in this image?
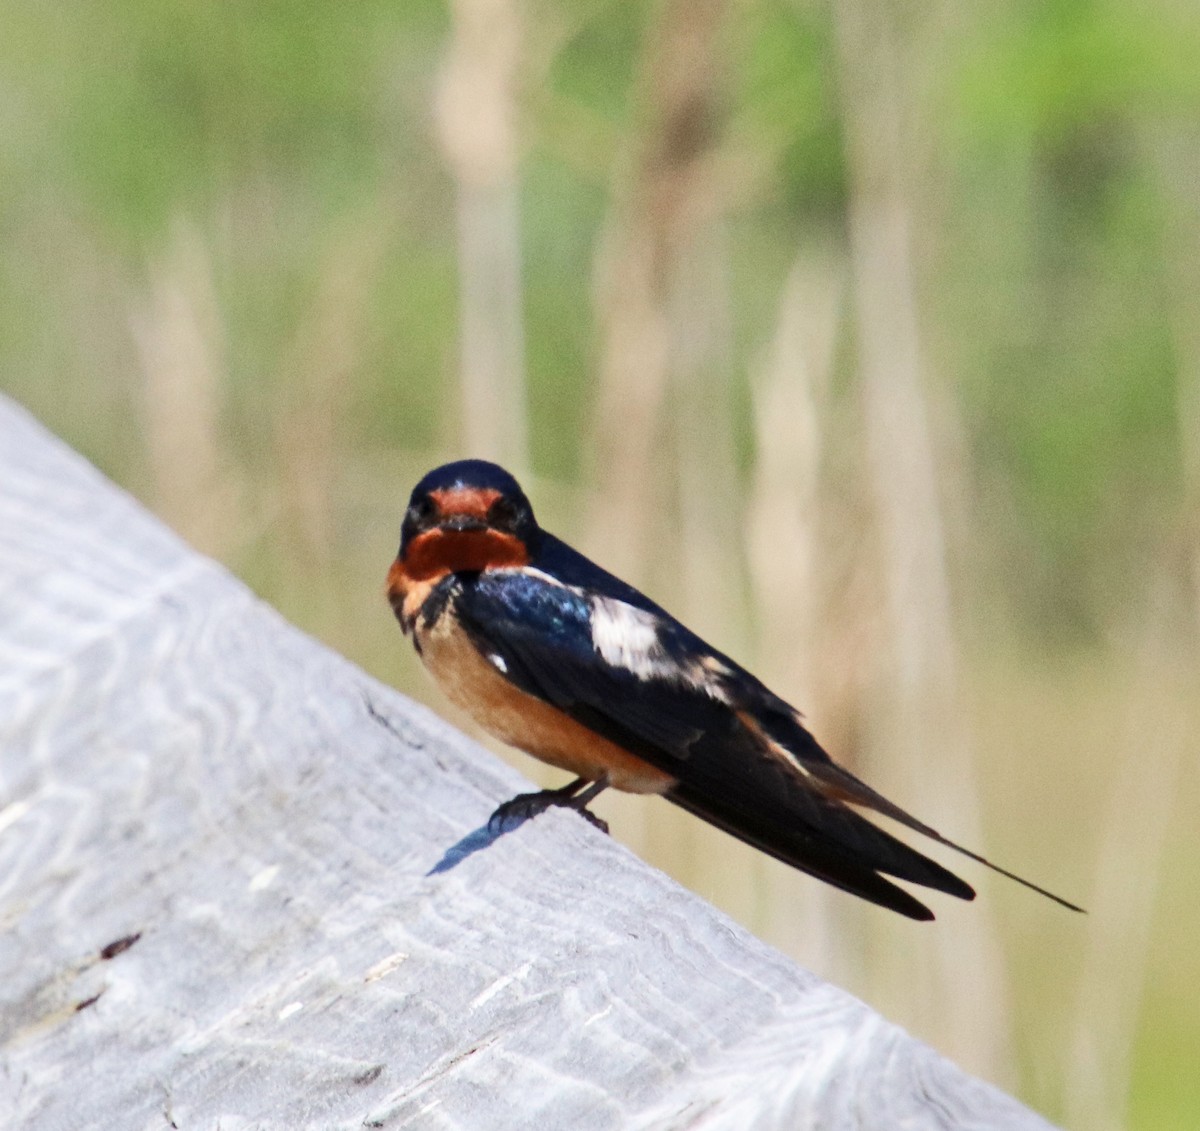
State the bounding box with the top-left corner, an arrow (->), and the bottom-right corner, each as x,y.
487,788 -> 564,832
487,778 -> 610,835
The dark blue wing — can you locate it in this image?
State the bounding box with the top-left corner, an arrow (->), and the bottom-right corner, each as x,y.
534,534 -> 849,764
452,568 -> 976,918
452,567 -> 716,758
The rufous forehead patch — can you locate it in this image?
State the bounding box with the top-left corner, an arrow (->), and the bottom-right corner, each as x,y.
429,486 -> 503,518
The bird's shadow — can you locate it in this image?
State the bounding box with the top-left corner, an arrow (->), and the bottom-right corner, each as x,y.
426,813 -> 530,875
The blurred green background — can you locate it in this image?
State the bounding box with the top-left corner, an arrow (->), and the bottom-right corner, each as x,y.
3,0 -> 1198,1125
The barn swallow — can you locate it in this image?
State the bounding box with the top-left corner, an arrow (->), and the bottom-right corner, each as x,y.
387,459 -> 1083,920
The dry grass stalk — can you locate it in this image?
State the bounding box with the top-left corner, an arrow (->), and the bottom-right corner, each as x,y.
583,0 -> 735,870
435,0 -> 529,471
274,213 -> 383,581
1059,126 -> 1200,1127
1152,128 -> 1200,634
669,220 -> 760,917
834,0 -> 1014,1080
130,220 -> 244,561
1063,599 -> 1185,1131
587,0 -> 731,583
745,252 -> 845,968
672,226 -> 744,650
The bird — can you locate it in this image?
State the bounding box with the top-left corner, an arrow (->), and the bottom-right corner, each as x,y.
387,458 -> 1083,921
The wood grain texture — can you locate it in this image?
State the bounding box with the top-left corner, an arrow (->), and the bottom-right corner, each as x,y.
0,396 -> 1056,1130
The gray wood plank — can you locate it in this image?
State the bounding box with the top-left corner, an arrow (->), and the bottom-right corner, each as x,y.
0,395 -> 1056,1130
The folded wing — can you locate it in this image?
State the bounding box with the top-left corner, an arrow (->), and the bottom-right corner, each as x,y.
454,568 -> 979,920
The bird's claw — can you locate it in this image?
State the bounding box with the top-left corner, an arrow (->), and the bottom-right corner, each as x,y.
576,808 -> 609,834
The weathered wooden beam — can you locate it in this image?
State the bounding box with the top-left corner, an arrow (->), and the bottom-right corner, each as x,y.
0,395 -> 1055,1130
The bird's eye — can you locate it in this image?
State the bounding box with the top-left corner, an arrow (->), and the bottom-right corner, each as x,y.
409,495 -> 437,526
487,496 -> 521,530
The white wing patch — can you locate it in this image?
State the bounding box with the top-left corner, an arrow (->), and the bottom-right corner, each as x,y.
488,652 -> 508,673
590,597 -> 663,677
589,595 -> 730,702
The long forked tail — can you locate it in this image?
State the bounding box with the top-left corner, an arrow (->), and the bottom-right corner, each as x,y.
810,763 -> 1086,914
667,781 -> 941,920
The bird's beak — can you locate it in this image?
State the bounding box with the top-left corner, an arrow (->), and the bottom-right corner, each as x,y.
435,512 -> 491,535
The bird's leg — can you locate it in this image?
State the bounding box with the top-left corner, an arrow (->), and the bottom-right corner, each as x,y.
487,775 -> 610,834
562,775 -> 610,834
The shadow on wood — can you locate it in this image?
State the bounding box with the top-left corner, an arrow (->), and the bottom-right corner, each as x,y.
0,395 -> 1055,1129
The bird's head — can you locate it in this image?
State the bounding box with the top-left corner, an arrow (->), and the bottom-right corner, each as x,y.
392,459 -> 538,583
